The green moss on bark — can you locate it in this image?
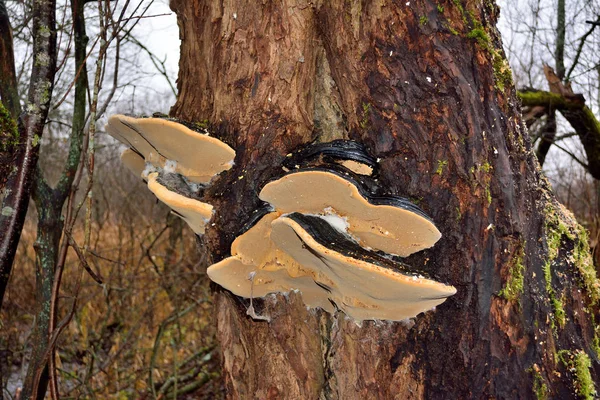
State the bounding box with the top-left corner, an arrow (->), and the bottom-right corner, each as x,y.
544,204 -> 600,305
529,365 -> 549,400
573,351 -> 596,399
435,160 -> 448,175
543,217 -> 568,330
498,245 -> 525,302
557,349 -> 597,399
360,103 -> 370,129
466,28 -> 490,49
590,314 -> 600,359
542,204 -> 600,334
460,6 -> 513,92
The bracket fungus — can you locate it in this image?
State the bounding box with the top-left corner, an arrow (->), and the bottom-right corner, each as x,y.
106,114 -> 235,183
147,172 -> 213,235
206,139 -> 456,322
271,213 -> 456,321
107,121 -> 456,322
106,113 -> 236,236
207,211 -> 336,314
207,210 -> 455,322
120,148 -> 146,179
259,168 -> 441,257
283,139 -> 378,176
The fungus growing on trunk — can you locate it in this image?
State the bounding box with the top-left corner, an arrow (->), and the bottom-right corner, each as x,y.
272,213 -> 456,321
207,212 -> 455,322
107,113 -> 237,237
283,140 -> 377,176
108,118 -> 454,321
259,168 -> 441,256
147,172 -> 213,235
207,211 -> 337,313
120,148 -> 146,178
105,114 -> 235,183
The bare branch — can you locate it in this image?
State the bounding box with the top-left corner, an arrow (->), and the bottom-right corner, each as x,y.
555,0 -> 565,79
64,230 -> 104,284
125,34 -> 177,96
566,15 -> 600,81
552,141 -> 589,170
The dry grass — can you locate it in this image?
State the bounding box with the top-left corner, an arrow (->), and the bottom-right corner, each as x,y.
1,210 -> 224,399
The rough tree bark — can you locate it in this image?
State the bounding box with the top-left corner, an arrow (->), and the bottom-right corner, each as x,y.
0,0 -> 57,308
20,1 -> 89,397
169,0 -> 600,398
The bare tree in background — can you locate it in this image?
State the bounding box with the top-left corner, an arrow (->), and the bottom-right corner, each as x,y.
499,0 -> 600,269
0,1 -> 186,398
500,0 -> 600,177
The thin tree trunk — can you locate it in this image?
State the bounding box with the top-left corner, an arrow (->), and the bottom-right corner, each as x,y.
21,1 -> 88,397
0,0 -> 57,311
22,187 -> 63,400
555,0 -> 566,80
170,1 -> 600,398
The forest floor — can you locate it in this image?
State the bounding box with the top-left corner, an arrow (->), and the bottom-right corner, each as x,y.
1,217 -> 225,399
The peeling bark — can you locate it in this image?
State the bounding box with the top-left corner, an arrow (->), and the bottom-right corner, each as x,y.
170,1 -> 600,398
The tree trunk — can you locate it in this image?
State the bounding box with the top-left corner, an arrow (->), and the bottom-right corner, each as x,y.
169,1 -> 600,398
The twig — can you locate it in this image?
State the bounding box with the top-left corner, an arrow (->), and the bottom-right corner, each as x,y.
148,304 -> 199,400
33,265 -> 85,400
566,16 -> 600,80
51,35 -> 100,110
124,34 -> 176,96
552,142 -> 589,170
159,371 -> 214,400
141,223 -> 170,276
156,348 -> 215,399
64,230 -> 104,284
176,345 -> 216,373
88,250 -> 125,265
119,12 -> 172,22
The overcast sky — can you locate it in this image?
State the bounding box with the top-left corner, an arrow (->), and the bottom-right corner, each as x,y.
132,0 -> 180,101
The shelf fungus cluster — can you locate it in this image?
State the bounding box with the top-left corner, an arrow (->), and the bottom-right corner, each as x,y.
207,140 -> 457,322
105,114 -> 235,234
107,117 -> 455,322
